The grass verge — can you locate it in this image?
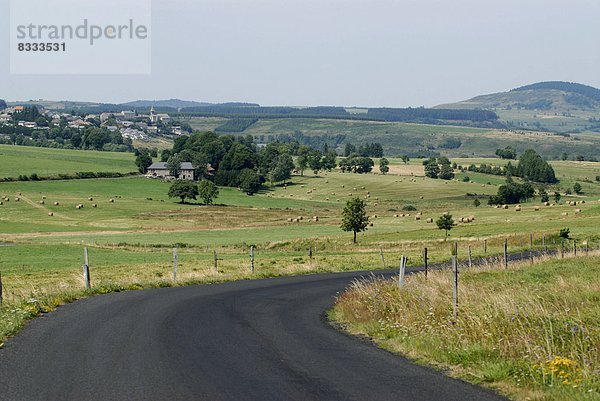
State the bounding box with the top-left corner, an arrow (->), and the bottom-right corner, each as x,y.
330,252 -> 600,401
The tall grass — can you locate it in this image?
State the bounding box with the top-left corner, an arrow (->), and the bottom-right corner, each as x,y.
331,252 -> 600,401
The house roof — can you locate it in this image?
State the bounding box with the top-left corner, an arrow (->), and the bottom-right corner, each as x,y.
148,162 -> 194,170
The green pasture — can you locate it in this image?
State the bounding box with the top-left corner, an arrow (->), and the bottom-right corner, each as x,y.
0,145 -> 137,178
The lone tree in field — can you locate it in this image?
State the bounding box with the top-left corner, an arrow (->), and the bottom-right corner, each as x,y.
341,198 -> 369,243
573,182 -> 582,194
379,157 -> 390,175
436,214 -> 455,239
197,179 -> 219,205
168,180 -> 198,203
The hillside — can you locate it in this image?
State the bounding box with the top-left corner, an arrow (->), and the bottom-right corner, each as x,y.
186,117 -> 600,160
437,81 -> 600,133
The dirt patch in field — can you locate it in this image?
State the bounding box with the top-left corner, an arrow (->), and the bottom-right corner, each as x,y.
386,164 -> 425,176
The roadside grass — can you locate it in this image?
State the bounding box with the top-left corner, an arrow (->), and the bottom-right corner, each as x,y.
330,253 -> 600,401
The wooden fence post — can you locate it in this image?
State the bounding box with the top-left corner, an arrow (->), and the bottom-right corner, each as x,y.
83,247 -> 91,289
483,239 -> 487,254
561,241 -> 565,259
380,247 -> 386,269
585,241 -> 589,256
452,256 -> 458,322
398,256 -> 407,287
0,272 -> 3,306
423,247 -> 428,278
529,233 -> 534,264
173,248 -> 178,281
309,246 -> 313,260
503,239 -> 508,269
542,234 -> 546,252
250,246 -> 255,274
468,245 -> 472,268
213,250 -> 218,273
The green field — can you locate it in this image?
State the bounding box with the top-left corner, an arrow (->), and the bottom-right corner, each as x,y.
0,145 -> 137,179
186,117 -> 600,160
1,147 -> 600,346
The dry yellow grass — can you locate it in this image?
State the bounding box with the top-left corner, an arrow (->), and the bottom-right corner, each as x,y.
332,252 -> 600,401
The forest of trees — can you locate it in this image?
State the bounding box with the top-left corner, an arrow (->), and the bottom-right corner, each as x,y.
169,132 -> 337,194
0,124 -> 132,152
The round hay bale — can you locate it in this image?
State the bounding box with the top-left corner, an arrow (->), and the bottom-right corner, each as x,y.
109,199 -> 115,203
297,216 -> 303,220
48,212 -> 53,216
515,206 -> 521,212
534,206 -> 540,211
54,202 -> 59,206
89,197 -> 93,201
393,214 -> 399,218
420,196 -> 424,200
575,208 -> 582,213
353,187 -> 357,191
39,200 -> 45,205
372,215 -> 377,218
502,205 -> 508,209
287,218 -> 293,222
92,204 -> 97,208
313,216 -> 319,222
18,192 -> 22,196
326,198 -> 330,201
415,216 -> 421,221
561,212 -> 568,216
15,197 -> 20,202
42,196 -> 46,199
544,202 -> 550,206
427,218 -> 434,223
0,201 -> 3,205
368,222 -> 374,227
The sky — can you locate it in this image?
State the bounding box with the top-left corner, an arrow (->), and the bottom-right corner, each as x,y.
1,0 -> 600,107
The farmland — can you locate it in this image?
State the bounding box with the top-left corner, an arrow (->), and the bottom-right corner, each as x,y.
0,144 -> 137,179
1,146 -> 600,360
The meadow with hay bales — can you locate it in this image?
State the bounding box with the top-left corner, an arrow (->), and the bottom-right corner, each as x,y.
1,145 -> 600,365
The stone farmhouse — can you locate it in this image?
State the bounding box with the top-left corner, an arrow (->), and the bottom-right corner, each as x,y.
147,162 -> 195,180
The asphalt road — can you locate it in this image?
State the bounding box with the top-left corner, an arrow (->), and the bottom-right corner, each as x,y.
1,269 -> 508,401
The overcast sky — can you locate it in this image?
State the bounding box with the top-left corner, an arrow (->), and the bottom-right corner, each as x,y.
2,0 -> 600,107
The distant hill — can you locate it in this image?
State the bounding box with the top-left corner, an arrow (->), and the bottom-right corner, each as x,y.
438,81 -> 600,112
437,81 -> 600,133
121,99 -> 214,109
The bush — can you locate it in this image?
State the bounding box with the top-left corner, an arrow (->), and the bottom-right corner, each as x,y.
402,205 -> 417,211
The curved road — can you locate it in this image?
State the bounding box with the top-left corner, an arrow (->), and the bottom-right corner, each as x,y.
1,270 -> 507,401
